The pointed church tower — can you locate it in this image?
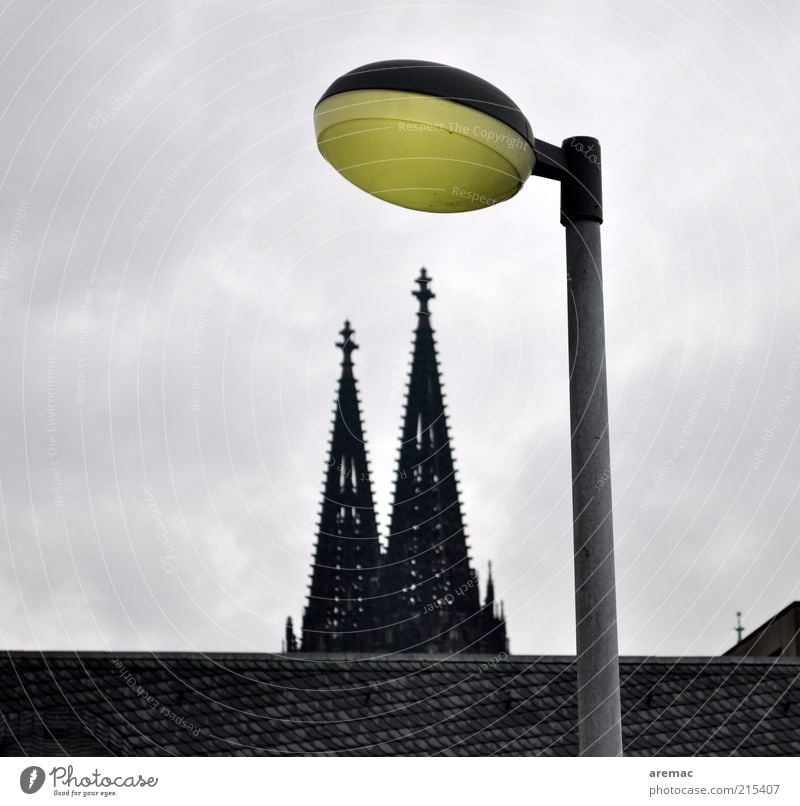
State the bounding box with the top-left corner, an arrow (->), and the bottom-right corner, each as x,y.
299,321 -> 382,652
382,269 -> 507,653
483,562 -> 508,654
485,561 -> 495,609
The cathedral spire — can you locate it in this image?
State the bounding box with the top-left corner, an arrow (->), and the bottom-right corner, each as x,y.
299,321 -> 382,652
382,269 -> 495,653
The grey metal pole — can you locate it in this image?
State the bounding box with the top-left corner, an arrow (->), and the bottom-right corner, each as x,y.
561,137 -> 623,757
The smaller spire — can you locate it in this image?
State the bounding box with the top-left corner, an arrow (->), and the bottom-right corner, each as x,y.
285,616 -> 297,652
413,267 -> 435,316
485,560 -> 495,607
337,319 -> 358,375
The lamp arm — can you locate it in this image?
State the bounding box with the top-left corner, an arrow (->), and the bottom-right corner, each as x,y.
532,136 -> 603,225
531,138 -> 568,181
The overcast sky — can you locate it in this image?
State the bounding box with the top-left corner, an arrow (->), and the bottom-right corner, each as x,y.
0,0 -> 798,657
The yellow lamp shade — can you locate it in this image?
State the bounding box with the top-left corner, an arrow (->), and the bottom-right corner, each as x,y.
314,62 -> 536,213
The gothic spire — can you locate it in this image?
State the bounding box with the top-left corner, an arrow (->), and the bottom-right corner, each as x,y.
285,616 -> 297,653
382,269 -> 488,652
300,321 -> 382,652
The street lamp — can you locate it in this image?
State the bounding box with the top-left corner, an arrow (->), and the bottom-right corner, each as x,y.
313,59 -> 622,757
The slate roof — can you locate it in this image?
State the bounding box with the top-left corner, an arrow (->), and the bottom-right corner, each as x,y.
1,652 -> 798,756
